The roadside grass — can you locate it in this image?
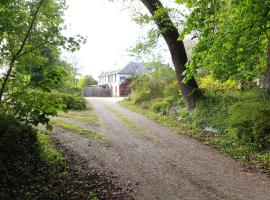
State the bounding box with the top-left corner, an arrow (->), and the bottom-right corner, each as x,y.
120,100 -> 202,139
58,102 -> 100,126
50,118 -> 106,144
0,124 -> 99,200
105,105 -> 158,142
120,100 -> 270,174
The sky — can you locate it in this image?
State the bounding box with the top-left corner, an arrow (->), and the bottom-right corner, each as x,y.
62,0 -> 150,79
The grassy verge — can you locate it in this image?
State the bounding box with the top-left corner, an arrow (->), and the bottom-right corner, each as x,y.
58,102 -> 100,126
120,99 -> 270,174
0,124 -> 98,200
105,105 -> 157,142
50,118 -> 106,144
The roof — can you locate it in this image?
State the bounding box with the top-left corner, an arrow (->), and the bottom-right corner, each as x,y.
99,62 -> 147,76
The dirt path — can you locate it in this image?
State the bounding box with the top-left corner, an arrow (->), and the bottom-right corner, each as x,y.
53,97 -> 270,200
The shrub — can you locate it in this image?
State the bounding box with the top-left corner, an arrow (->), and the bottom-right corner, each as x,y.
190,93 -> 235,131
49,92 -> 86,110
199,75 -> 239,92
131,66 -> 175,103
163,80 -> 181,101
131,89 -> 151,104
227,101 -> 270,150
151,100 -> 169,115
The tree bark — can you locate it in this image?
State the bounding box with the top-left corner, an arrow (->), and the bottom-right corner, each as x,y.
140,0 -> 202,110
264,39 -> 270,95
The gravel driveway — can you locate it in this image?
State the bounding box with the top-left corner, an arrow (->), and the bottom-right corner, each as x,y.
53,97 -> 270,200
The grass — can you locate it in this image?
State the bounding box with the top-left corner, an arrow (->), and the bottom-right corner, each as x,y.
105,105 -> 158,142
0,123 -> 99,200
120,99 -> 270,174
58,103 -> 100,126
51,118 -> 106,144
120,100 -> 202,139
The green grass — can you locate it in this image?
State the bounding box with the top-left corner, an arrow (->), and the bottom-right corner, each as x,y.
105,105 -> 158,142
51,118 -> 106,144
120,99 -> 270,174
36,131 -> 65,166
58,103 -> 100,126
120,100 -> 202,139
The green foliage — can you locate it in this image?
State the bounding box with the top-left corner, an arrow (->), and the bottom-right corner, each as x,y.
0,0 -> 85,133
163,80 -> 181,101
199,75 -> 239,93
227,101 -> 270,150
178,0 -> 270,84
49,92 -> 86,110
131,65 -> 175,103
36,132 -> 65,166
190,93 -> 235,131
79,75 -> 98,88
151,100 -> 169,115
120,96 -> 270,173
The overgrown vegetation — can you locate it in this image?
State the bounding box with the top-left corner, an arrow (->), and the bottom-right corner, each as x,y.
49,92 -> 87,111
125,66 -> 270,173
0,124 -> 98,200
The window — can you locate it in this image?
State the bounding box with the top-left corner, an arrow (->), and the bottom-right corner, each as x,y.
120,76 -> 125,82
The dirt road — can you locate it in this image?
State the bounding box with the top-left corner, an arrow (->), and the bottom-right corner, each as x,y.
53,97 -> 270,200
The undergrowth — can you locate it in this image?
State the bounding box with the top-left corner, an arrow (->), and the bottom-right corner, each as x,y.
120,95 -> 270,174
0,123 -> 98,199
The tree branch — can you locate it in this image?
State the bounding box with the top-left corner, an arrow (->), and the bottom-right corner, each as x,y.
0,0 -> 45,103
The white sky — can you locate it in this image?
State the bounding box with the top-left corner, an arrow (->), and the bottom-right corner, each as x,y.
62,0 -> 150,79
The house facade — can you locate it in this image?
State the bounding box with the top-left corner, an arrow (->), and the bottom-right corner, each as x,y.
98,62 -> 146,97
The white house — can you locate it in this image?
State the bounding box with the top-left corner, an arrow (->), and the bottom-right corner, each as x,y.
98,62 -> 147,97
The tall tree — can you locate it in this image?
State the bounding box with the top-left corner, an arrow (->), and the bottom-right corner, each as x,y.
178,0 -> 270,93
79,75 -> 98,88
0,0 -> 84,137
140,0 -> 202,110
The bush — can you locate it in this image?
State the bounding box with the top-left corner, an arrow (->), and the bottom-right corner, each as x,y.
49,92 -> 86,110
190,93 -> 236,131
151,100 -> 170,115
227,101 -> 270,150
199,75 -> 239,93
131,66 -> 175,103
163,80 -> 181,101
130,89 -> 151,104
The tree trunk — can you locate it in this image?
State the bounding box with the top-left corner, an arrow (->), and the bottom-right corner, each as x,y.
0,60 -> 14,102
140,0 -> 202,110
264,39 -> 270,95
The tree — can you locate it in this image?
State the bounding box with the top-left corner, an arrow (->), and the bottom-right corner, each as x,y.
140,0 -> 202,110
178,0 -> 270,93
79,75 -> 98,88
0,0 -> 84,137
